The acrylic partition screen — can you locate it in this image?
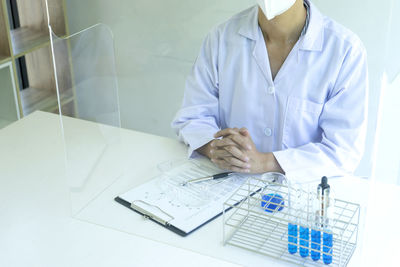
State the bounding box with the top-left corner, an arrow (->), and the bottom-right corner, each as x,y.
47,22 -> 128,217
311,0 -> 400,185
371,0 -> 400,185
50,24 -> 120,126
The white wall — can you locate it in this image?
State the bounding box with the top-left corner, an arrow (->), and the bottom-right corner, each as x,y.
65,0 -> 398,179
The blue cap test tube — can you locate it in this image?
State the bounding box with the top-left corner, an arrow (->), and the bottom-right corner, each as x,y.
299,187 -> 310,258
287,186 -> 298,254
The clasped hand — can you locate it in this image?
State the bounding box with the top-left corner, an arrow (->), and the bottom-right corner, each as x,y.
206,128 -> 271,174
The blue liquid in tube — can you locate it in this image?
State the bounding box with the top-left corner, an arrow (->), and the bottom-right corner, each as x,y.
299,226 -> 309,257
323,231 -> 333,264
311,229 -> 321,261
288,223 -> 298,254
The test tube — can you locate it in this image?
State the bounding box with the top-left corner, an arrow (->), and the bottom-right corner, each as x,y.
311,212 -> 322,261
311,180 -> 324,261
288,183 -> 300,254
287,186 -> 298,254
299,188 -> 310,258
320,177 -> 333,265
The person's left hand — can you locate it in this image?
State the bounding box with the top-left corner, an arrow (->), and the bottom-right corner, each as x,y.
210,128 -> 271,173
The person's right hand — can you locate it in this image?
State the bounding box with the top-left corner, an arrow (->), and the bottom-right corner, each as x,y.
214,128 -> 283,174
197,128 -> 251,172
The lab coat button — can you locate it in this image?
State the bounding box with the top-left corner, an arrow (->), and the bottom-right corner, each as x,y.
268,86 -> 275,94
264,128 -> 272,137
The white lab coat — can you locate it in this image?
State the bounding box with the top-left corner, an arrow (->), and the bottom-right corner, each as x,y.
172,2 -> 368,182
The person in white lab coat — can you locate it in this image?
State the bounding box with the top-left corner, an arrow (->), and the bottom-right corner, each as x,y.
171,0 -> 368,181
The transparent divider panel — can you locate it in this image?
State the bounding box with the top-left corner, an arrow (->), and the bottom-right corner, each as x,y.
372,0 -> 400,186
48,23 -> 126,217
50,24 -> 120,125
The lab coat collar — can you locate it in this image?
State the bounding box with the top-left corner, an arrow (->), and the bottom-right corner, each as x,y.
299,0 -> 324,51
238,2 -> 324,52
237,6 -> 259,41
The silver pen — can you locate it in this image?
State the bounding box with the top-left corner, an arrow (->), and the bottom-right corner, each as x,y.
180,172 -> 233,186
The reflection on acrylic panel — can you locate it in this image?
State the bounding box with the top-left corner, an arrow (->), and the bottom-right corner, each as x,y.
49,23 -> 120,127
373,72 -> 400,185
153,161 -> 245,209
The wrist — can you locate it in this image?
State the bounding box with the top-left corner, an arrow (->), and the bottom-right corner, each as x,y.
266,152 -> 284,174
259,152 -> 271,173
196,141 -> 213,159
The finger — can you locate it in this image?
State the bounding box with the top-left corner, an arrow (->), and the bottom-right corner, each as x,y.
239,127 -> 250,137
210,158 -> 230,170
230,134 -> 252,150
223,156 -> 251,169
211,159 -> 250,173
231,167 -> 252,173
210,148 -> 232,159
211,138 -> 238,148
211,145 -> 249,165
214,128 -> 240,138
223,145 -> 249,162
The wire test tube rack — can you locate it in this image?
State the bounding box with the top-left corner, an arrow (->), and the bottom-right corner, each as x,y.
223,175 -> 360,266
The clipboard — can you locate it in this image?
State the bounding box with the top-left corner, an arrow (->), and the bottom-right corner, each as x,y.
114,197 -> 232,236
114,159 -> 251,236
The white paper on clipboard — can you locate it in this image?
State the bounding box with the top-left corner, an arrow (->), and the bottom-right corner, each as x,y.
118,158 -> 251,234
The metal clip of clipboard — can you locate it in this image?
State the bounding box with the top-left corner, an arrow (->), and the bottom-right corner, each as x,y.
130,200 -> 175,226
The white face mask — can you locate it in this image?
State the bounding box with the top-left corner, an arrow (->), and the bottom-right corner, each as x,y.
257,0 -> 297,20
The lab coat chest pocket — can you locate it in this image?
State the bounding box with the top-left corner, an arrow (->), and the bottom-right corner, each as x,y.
282,96 -> 324,149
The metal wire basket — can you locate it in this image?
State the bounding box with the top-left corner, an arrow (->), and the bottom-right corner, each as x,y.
223,174 -> 360,266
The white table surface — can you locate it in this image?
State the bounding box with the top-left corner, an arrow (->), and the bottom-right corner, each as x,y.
0,111 -> 398,267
